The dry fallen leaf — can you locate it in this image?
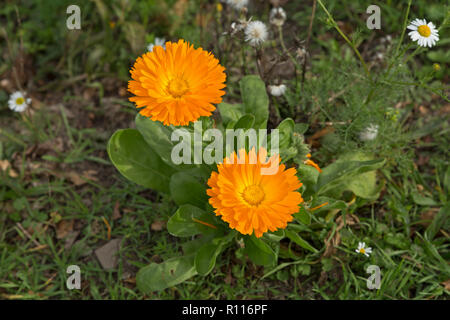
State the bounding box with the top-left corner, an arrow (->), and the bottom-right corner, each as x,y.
323,214 -> 360,257
56,219 -> 74,239
419,208 -> 439,227
151,220 -> 166,231
112,201 -> 122,220
66,170 -> 98,186
441,279 -> 450,291
0,160 -> 18,178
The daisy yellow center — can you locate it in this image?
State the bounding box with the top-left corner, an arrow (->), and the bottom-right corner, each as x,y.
15,97 -> 25,105
167,78 -> 189,98
359,248 -> 366,254
418,25 -> 431,37
242,185 -> 265,206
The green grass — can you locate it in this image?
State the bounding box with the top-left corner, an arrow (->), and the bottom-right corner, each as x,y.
0,0 -> 449,299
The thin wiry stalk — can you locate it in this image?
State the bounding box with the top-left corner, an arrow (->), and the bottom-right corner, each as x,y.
301,0 -> 317,92
316,0 -> 372,82
394,0 -> 412,58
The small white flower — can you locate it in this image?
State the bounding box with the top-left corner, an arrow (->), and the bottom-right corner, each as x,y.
8,91 -> 31,113
268,84 -> 286,96
226,0 -> 248,10
407,19 -> 439,48
269,7 -> 287,27
359,124 -> 379,141
245,21 -> 268,47
376,52 -> 384,60
147,37 -> 166,52
355,242 -> 372,257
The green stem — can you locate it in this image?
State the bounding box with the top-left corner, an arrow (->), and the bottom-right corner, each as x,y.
316,0 -> 372,82
394,0 -> 412,58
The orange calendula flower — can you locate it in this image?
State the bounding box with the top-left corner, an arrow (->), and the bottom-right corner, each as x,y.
207,148 -> 303,238
128,39 -> 226,126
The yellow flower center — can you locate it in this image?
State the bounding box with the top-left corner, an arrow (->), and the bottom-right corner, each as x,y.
359,248 -> 366,254
15,97 -> 25,105
242,185 -> 265,206
418,25 -> 431,37
168,78 -> 189,98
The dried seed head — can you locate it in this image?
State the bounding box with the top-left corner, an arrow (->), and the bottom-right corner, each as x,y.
270,7 -> 287,27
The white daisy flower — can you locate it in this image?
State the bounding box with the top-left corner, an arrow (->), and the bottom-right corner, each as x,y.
407,19 -> 439,48
359,124 -> 379,141
244,21 -> 268,47
226,0 -> 248,10
355,242 -> 372,257
268,84 -> 287,96
147,37 -> 166,52
8,91 -> 31,113
269,7 -> 287,27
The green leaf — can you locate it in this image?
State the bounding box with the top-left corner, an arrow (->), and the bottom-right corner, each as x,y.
240,75 -> 269,129
444,166 -> 450,194
218,103 -> 244,126
107,129 -> 175,193
294,123 -> 309,135
276,118 -> 298,162
136,114 -> 191,169
136,255 -> 197,292
234,114 -> 255,130
425,204 -> 450,240
316,153 -> 385,197
297,164 -> 320,199
182,236 -> 213,255
411,192 -> 438,206
194,231 -> 236,275
285,230 -> 318,253
310,196 -> 347,214
244,235 -> 277,266
293,204 -> 311,225
194,243 -> 222,276
385,233 -> 410,250
170,171 -> 208,208
167,205 -> 218,237
264,229 -> 285,242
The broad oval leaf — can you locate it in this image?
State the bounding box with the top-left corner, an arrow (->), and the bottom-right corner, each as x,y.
136,255 -> 197,292
293,204 -> 311,225
285,230 -> 318,253
136,114 -> 193,169
167,204 -> 219,237
194,243 -> 222,276
170,171 -> 208,208
240,75 -> 269,129
234,114 -> 255,130
244,235 -> 277,266
218,103 -> 244,127
107,129 -> 175,193
316,156 -> 386,196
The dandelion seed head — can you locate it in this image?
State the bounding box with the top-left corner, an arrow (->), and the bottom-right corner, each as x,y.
244,21 -> 268,47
